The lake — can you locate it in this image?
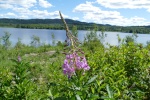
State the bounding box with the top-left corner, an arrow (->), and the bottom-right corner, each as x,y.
0,27 -> 150,46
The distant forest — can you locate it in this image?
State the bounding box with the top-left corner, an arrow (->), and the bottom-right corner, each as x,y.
0,18 -> 150,34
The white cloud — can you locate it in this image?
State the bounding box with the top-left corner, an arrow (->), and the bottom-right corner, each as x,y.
72,17 -> 79,20
0,14 -> 4,17
0,0 -> 61,19
3,8 -> 68,19
147,8 -> 150,12
0,3 -> 13,9
96,0 -> 150,9
73,1 -> 101,13
13,7 -> 31,15
19,15 -> 29,19
17,0 -> 37,8
39,0 -> 53,8
30,10 -> 68,19
0,12 -> 17,18
0,0 -> 37,9
32,10 -> 49,16
6,12 -> 16,16
73,2 -> 150,26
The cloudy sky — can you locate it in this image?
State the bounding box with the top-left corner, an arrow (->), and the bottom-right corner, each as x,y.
1,0 -> 150,26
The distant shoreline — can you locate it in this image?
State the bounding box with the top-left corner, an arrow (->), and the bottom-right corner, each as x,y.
0,25 -> 150,34
0,18 -> 150,34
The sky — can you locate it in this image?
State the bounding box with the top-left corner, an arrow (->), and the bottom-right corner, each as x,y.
1,0 -> 150,26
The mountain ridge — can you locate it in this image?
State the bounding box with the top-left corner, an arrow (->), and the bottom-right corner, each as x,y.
0,18 -> 109,26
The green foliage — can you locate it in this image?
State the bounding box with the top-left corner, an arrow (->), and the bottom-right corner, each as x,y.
30,35 -> 40,47
0,30 -> 150,99
51,33 -> 56,46
15,38 -> 25,49
124,32 -> 138,45
0,58 -> 37,99
56,41 -> 64,47
72,25 -> 78,37
83,24 -> 105,52
1,32 -> 11,49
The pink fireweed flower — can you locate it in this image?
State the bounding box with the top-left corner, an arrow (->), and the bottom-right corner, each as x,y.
60,11 -> 90,78
81,57 -> 90,70
62,52 -> 90,78
66,54 -> 74,59
75,57 -> 90,71
62,59 -> 75,78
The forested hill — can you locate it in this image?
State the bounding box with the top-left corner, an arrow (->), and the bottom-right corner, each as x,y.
0,18 -> 90,25
0,18 -> 150,34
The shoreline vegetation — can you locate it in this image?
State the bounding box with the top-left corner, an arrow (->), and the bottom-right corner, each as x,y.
0,13 -> 150,99
0,18 -> 150,34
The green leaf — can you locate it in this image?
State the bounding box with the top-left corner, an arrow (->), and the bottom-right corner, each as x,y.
89,94 -> 99,100
108,77 -> 114,84
100,96 -> 115,100
76,91 -> 82,95
76,94 -> 81,100
106,84 -> 114,98
54,97 -> 67,100
47,89 -> 53,99
91,87 -> 95,94
86,75 -> 98,85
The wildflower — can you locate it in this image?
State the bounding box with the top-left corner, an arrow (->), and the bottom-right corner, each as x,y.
62,59 -> 75,78
18,56 -> 21,62
60,11 -> 90,78
66,54 -> 74,59
75,56 -> 90,70
81,57 -> 90,70
62,53 -> 90,77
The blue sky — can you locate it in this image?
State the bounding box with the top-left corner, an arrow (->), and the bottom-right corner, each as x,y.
1,0 -> 150,26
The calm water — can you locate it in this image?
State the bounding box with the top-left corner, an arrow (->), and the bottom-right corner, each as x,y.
0,27 -> 150,46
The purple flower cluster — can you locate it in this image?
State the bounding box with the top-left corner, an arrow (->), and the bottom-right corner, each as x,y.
62,52 -> 90,78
